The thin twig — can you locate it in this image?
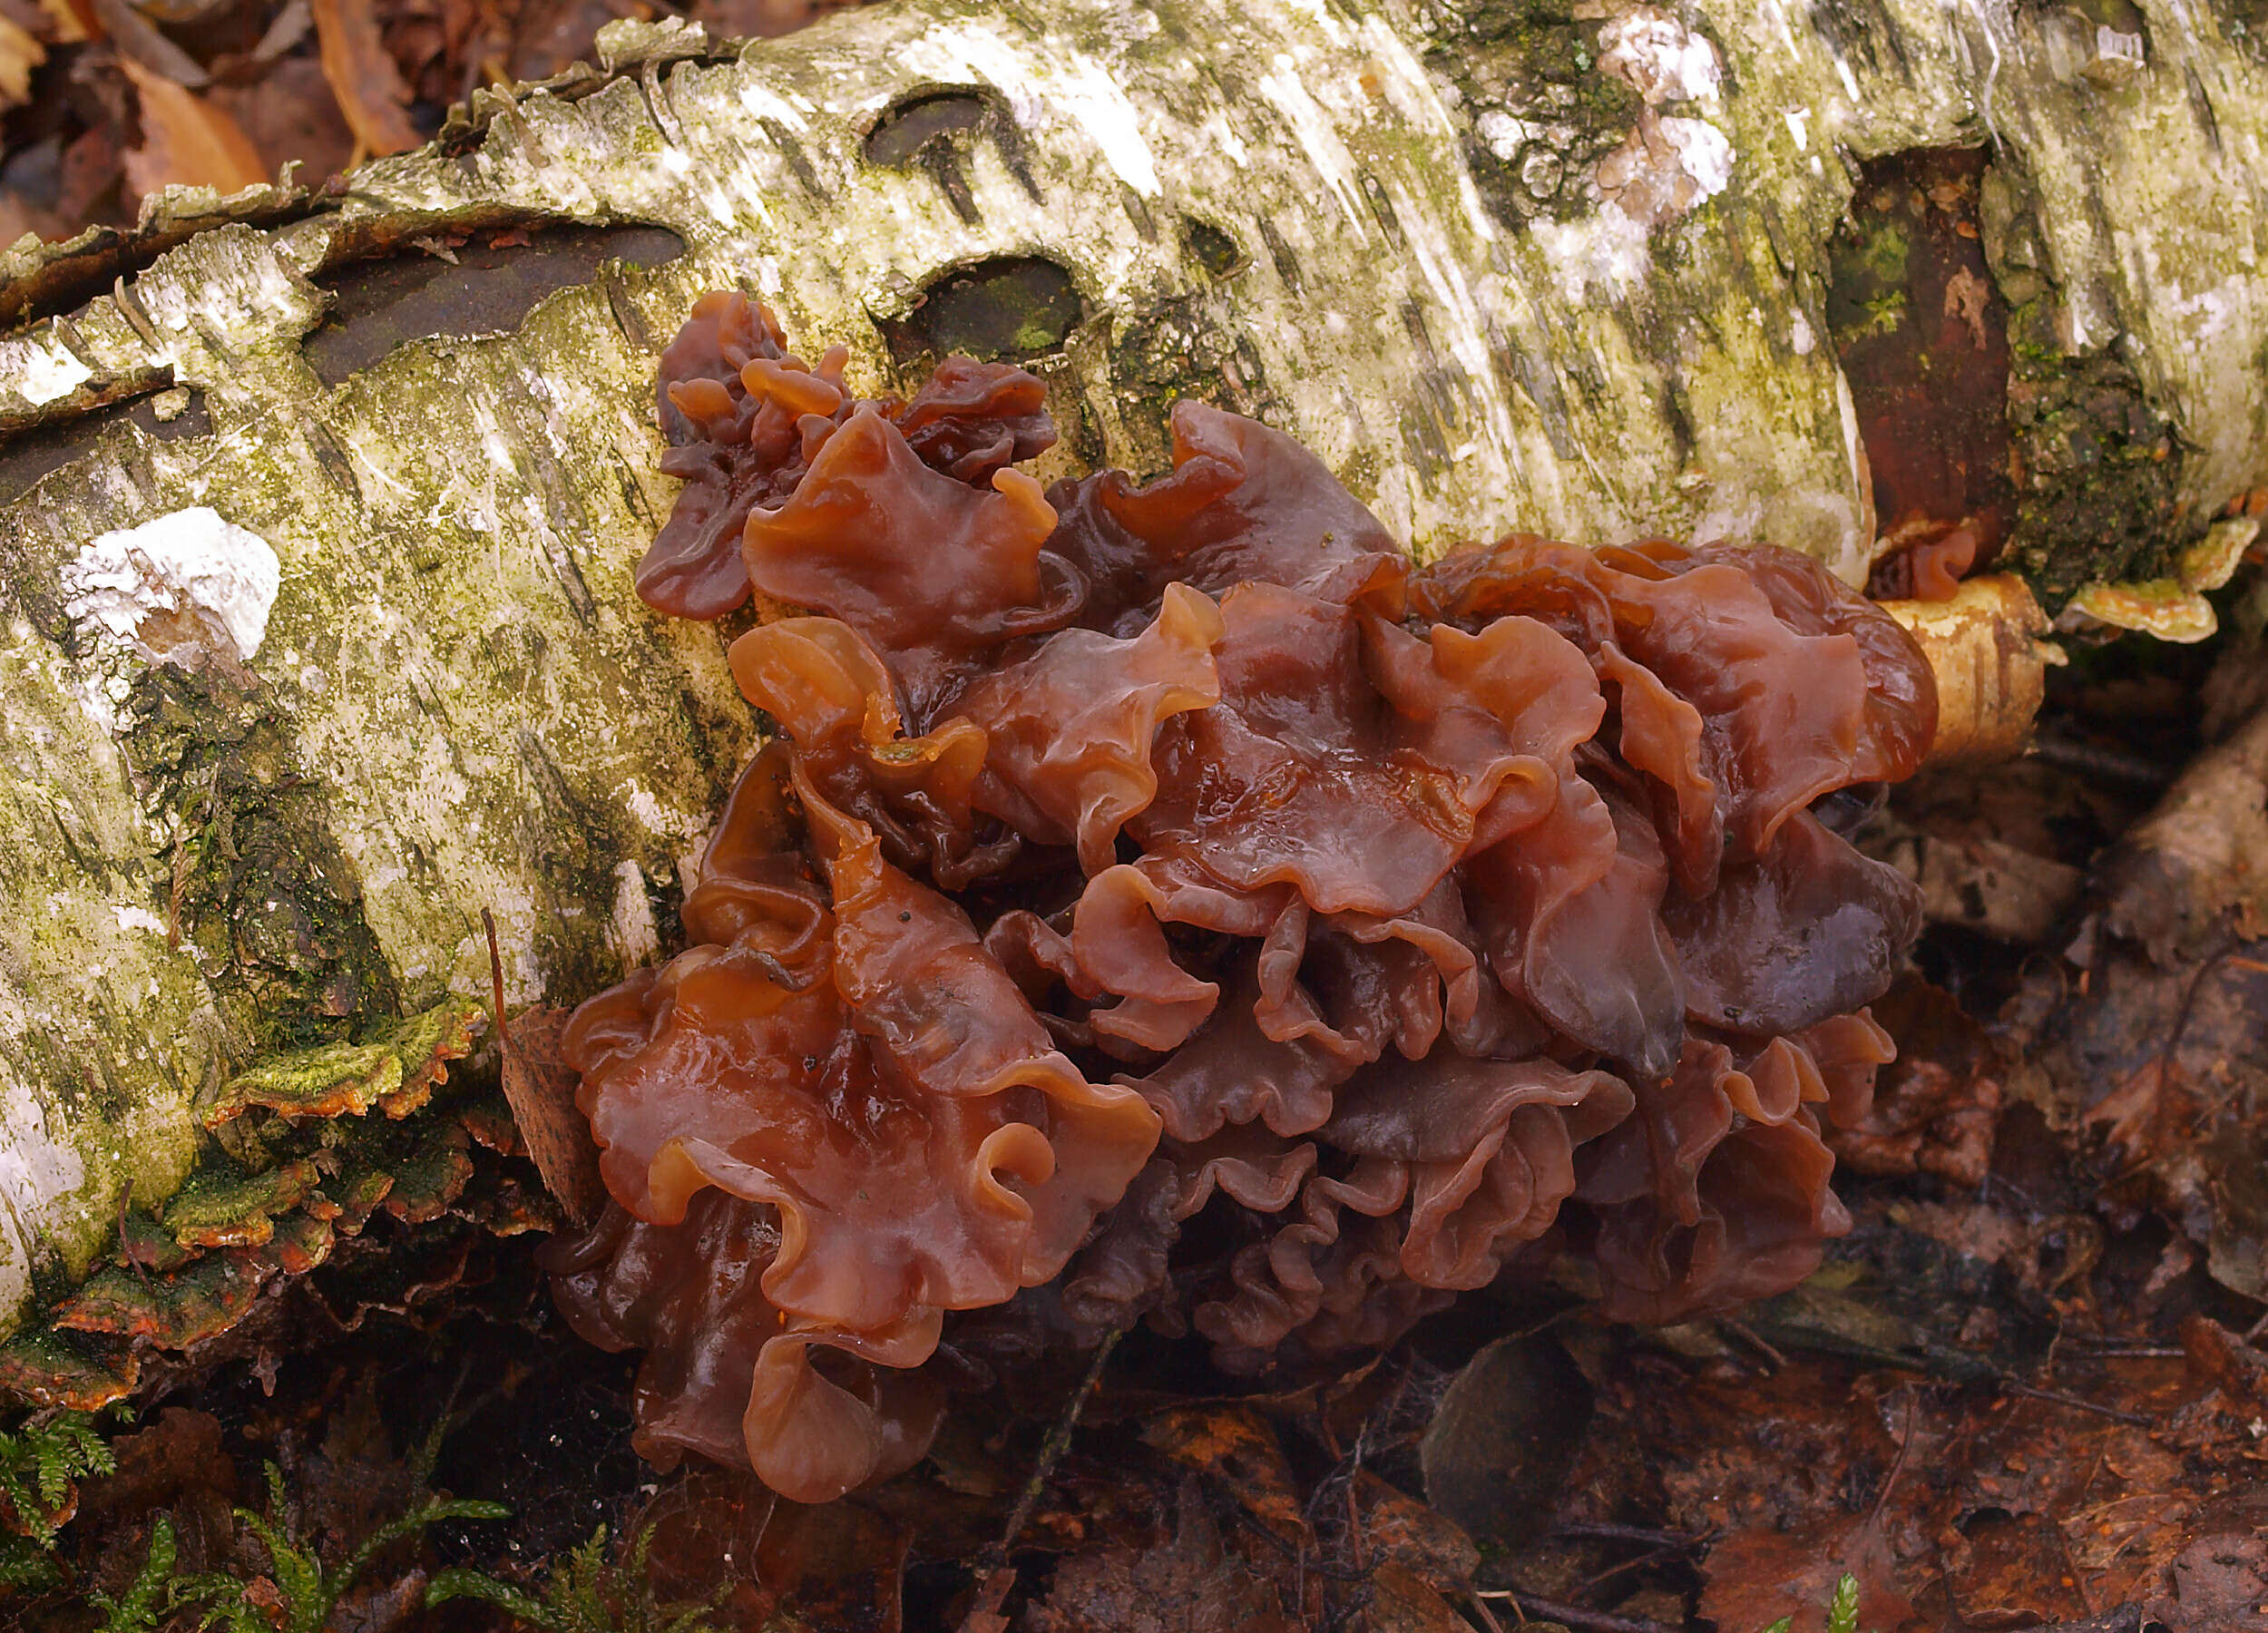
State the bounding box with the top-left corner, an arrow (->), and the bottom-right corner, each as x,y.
1872,1385 -> 1918,1521
482,908 -> 512,1054
954,1565 -> 1014,1633
1471,1588 -> 1677,1633
2065,1343 -> 2185,1358
960,1330 -> 1125,1633
2053,1501 -> 2097,1619
1464,1587 -> 1510,1632
2026,735 -> 2174,789
1550,1522 -> 1710,1550
1570,1540 -> 1702,1599
1337,1355 -> 1409,1575
118,1178 -> 149,1289
2146,933 -> 2268,1134
1229,1504 -> 1370,1582
1718,1316 -> 1786,1373
991,1326 -> 1123,1564
2001,1379 -> 2148,1426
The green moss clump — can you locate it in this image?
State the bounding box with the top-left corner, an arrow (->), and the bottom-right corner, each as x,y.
122,666 -> 399,1054
2002,304 -> 2180,606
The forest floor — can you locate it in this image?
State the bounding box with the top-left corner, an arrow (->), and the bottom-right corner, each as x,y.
5,3 -> 2268,1631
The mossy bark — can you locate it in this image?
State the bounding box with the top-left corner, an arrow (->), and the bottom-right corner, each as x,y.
0,0 -> 2263,1335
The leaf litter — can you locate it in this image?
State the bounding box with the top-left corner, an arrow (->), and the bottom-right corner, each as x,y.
0,0 -> 864,241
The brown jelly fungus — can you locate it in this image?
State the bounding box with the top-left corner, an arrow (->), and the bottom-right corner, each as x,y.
547,294 -> 1936,1502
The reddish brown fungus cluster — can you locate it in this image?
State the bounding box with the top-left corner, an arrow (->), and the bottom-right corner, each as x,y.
1867,515 -> 1987,602
545,295 -> 1938,1504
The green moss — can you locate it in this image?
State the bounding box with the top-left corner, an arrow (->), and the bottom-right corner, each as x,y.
883,256 -> 1083,365
1999,295 -> 2179,605
122,667 -> 399,1054
203,995 -> 481,1125
1825,212 -> 1912,344
158,1158 -> 322,1248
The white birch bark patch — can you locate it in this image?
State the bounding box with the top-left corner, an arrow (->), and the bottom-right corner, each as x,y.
60,506 -> 282,670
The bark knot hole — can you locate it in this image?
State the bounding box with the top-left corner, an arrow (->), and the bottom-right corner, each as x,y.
884,256 -> 1083,368
864,90 -> 992,166
863,88 -> 1036,225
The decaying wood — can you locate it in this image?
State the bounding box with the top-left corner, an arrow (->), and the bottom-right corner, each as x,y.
1882,574 -> 2055,767
0,0 -> 2264,1334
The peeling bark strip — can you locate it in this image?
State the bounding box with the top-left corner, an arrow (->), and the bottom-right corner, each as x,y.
0,0 -> 2265,1338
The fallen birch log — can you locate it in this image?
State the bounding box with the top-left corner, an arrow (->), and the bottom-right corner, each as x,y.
0,0 -> 2263,1338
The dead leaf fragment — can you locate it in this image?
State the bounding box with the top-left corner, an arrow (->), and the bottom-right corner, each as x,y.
1831,979 -> 2002,1187
120,59 -> 269,204
1024,1481 -> 1295,1633
1348,1472 -> 1480,1594
1352,1560 -> 1472,1633
2160,1532 -> 2268,1632
309,0 -> 421,157
1419,1335 -> 1589,1548
498,1004 -> 606,1227
34,0 -> 86,43
0,15 -> 44,109
748,1498 -> 909,1633
1701,1516 -> 1913,1633
91,0 -> 207,85
1141,1407 -> 1307,1549
2179,1314 -> 2268,1413
79,1407 -> 236,1525
1917,834 -> 2086,944
1944,1509 -> 2091,1627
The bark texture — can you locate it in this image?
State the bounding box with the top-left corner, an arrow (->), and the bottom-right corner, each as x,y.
0,0 -> 2263,1333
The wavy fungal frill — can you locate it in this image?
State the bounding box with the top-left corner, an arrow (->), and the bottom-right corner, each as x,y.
545,295 -> 1936,1504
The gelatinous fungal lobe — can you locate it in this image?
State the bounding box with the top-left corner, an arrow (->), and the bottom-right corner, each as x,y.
641,292 -> 1059,627
1867,518 -> 1983,602
551,298 -> 1936,1503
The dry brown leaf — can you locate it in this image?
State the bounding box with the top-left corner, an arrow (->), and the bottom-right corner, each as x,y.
1700,1515 -> 1914,1633
309,0 -> 421,158
210,55 -> 355,189
2179,1313 -> 2268,1413
0,188 -> 54,247
91,0 -> 207,85
1024,1481 -> 1295,1633
121,59 -> 269,202
499,1005 -> 606,1227
1347,1472 -> 1479,1595
34,0 -> 86,43
0,15 -> 43,108
1941,1510 -> 2092,1628
1351,1562 -> 1471,1633
2159,1532 -> 2268,1632
1141,1407 -> 1308,1549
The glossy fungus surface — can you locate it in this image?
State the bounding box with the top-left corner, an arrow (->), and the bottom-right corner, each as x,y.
549,293 -> 1936,1503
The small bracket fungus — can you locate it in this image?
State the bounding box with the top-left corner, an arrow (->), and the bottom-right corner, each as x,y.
2060,515 -> 2261,646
